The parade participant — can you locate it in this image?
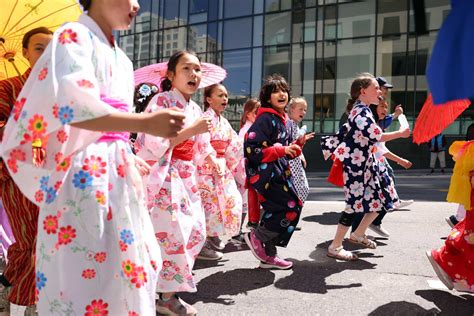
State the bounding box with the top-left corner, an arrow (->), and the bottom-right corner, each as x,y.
426,139 -> 474,293
244,74 -> 305,270
196,83 -> 244,260
287,97 -> 315,204
320,73 -> 409,261
0,26 -> 52,313
351,99 -> 412,236
0,0 -> 187,314
239,98 -> 260,230
135,50 -> 220,315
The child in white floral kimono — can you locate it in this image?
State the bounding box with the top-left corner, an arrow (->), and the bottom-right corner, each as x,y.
0,1 -> 186,314
135,50 -> 221,315
196,84 -> 245,260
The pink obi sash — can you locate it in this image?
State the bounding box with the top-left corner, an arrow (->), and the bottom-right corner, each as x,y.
210,140 -> 228,158
172,140 -> 195,161
97,97 -> 130,143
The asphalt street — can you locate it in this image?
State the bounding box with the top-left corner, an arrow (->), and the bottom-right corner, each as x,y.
178,171 -> 474,315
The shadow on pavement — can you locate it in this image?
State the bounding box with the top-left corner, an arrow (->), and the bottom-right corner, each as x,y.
302,211 -> 340,225
180,268 -> 276,305
368,301 -> 439,315
415,289 -> 474,315
273,241 -> 377,294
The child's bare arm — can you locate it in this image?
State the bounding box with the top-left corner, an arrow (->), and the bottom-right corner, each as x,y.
384,151 -> 412,169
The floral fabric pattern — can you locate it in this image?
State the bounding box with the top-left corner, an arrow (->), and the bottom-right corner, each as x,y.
320,101 -> 399,213
136,89 -> 213,293
1,15 -> 160,315
196,108 -> 243,238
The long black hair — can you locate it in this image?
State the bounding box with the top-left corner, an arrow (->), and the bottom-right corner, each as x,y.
79,0 -> 92,10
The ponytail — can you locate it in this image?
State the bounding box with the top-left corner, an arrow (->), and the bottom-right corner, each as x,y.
160,78 -> 172,92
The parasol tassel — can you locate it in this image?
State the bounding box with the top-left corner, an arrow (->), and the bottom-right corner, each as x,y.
32,138 -> 46,167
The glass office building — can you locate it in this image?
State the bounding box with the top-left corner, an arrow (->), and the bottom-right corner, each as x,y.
119,0 -> 472,169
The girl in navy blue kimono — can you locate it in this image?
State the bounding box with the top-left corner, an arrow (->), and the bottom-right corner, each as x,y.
243,75 -> 306,270
320,73 -> 410,261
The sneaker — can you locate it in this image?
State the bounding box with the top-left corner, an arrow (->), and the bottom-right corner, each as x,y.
196,243 -> 223,261
244,231 -> 269,262
445,215 -> 459,228
246,221 -> 258,230
0,284 -> 10,315
207,236 -> 225,251
368,224 -> 390,238
259,255 -> 293,270
156,294 -> 197,316
397,199 -> 414,209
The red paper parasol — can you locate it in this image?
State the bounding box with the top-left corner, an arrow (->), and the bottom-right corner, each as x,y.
134,62 -> 227,90
413,94 -> 471,144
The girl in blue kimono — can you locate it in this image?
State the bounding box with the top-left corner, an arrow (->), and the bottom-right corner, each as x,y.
320,73 -> 410,261
243,75 -> 307,270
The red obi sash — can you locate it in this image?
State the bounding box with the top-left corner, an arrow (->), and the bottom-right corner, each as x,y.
172,140 -> 194,161
210,140 -> 228,158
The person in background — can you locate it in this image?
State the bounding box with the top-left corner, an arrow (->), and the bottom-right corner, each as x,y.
0,26 -> 53,315
429,133 -> 447,173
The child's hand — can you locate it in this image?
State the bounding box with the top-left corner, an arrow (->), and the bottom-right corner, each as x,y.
134,155 -> 151,176
394,105 -> 403,116
398,128 -> 410,138
192,117 -> 212,134
305,132 -> 315,142
147,108 -> 185,137
398,159 -> 412,169
301,155 -> 307,168
285,144 -> 302,158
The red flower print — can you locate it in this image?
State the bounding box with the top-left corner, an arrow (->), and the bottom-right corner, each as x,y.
54,152 -> 63,163
27,114 -> 47,139
43,215 -> 58,234
6,159 -> 17,173
56,157 -> 71,172
38,67 -> 48,81
54,181 -> 62,191
52,104 -> 59,118
12,98 -> 26,121
130,266 -> 147,288
83,155 -> 107,178
96,191 -> 106,205
94,252 -> 106,263
108,183 -> 113,191
106,206 -> 112,221
35,190 -> 44,203
163,260 -> 172,268
119,240 -> 128,252
82,269 -> 96,279
117,164 -> 125,178
10,149 -> 26,161
85,299 -> 109,316
122,260 -> 136,277
56,130 -> 68,143
77,79 -> 94,88
58,29 -> 78,45
58,225 -> 76,245
150,260 -> 158,271
128,312 -> 139,316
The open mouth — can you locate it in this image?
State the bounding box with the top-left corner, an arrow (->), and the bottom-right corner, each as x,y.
187,81 -> 197,87
299,115 -> 304,119
221,102 -> 228,107
277,98 -> 286,103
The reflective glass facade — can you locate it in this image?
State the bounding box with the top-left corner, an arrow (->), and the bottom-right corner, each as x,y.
119,0 -> 472,169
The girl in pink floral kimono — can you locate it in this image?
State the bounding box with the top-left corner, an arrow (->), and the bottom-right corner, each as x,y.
135,50 -> 221,315
196,84 -> 245,260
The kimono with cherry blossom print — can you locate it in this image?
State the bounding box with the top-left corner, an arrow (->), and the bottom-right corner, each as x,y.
320,101 -> 399,213
135,89 -> 214,293
0,15 -> 160,315
196,108 -> 244,239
